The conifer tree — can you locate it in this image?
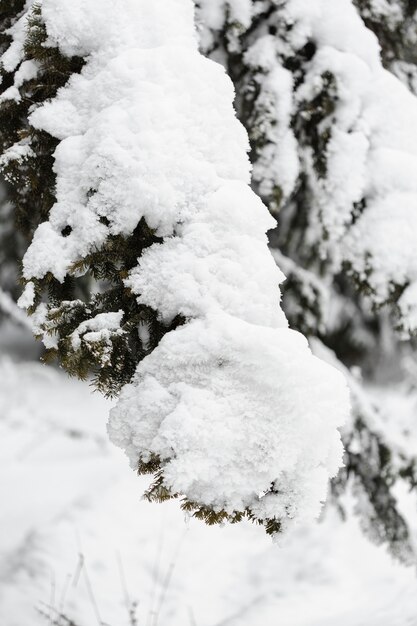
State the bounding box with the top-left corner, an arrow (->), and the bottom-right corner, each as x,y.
0,0 -> 25,318
196,0 -> 417,560
0,0 -> 85,321
1,0 -> 350,537
4,0 -> 417,557
355,0 -> 417,89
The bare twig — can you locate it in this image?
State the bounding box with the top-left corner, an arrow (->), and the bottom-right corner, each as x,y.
153,528 -> 188,626
116,551 -> 138,626
74,530 -> 105,626
146,523 -> 165,626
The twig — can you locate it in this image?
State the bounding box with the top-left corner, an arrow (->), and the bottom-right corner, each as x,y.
153,528 -> 188,626
116,551 -> 138,626
49,572 -> 56,624
146,523 -> 165,626
59,573 -> 73,616
74,530 -> 104,626
82,561 -> 103,626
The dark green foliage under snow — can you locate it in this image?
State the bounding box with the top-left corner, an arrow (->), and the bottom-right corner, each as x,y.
0,4 -> 183,395
354,0 -> 417,74
1,0 -> 417,553
197,0 -> 417,561
0,0 -> 26,311
9,0 -> 350,537
0,2 -> 84,310
40,220 -> 184,397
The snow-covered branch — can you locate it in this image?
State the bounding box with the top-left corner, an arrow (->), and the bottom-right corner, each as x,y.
11,0 -> 350,534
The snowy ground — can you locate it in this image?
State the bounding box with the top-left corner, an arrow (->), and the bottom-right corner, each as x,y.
1,340 -> 417,626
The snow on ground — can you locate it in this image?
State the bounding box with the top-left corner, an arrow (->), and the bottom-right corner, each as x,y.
1,354 -> 417,626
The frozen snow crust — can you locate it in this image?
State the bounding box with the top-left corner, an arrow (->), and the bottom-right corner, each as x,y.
17,0 -> 349,533
198,0 -> 417,335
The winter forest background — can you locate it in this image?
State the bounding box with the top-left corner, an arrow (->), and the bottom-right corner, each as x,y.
2,0 -> 417,624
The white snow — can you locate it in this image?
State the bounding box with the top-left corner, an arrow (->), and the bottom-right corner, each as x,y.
197,0 -> 254,52
0,2 -> 33,73
0,60 -> 38,103
0,357 -> 416,626
17,281 -> 35,310
70,310 -> 125,351
0,288 -> 31,328
244,37 -> 300,207
15,0 -> 349,530
198,0 -> 417,332
110,314 -> 346,524
1,1 -> 416,621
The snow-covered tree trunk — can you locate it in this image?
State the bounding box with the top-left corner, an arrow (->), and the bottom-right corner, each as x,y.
6,0 -> 350,536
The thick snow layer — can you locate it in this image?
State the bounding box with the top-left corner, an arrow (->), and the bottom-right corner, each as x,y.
0,2 -> 33,74
244,37 -> 300,207
110,314 -> 345,523
198,0 -> 417,332
1,358 -> 417,626
14,0 -> 350,529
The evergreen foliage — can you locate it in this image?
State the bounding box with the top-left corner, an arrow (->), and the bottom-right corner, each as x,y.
0,3 -> 185,396
37,220 -> 183,397
1,0 -> 415,554
355,0 -> 417,84
0,0 -> 195,511
0,0 -> 26,315
196,0 -> 417,561
0,2 -> 85,317
197,0 -> 417,337
6,0 -> 349,538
